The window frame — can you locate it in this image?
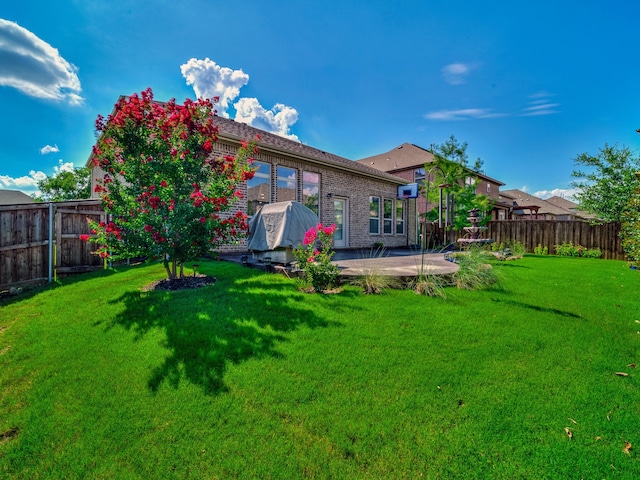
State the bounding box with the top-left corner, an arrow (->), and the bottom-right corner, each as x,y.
383,198 -> 393,234
369,196 -> 380,234
395,200 -> 405,234
246,160 -> 271,215
302,171 -> 320,215
276,165 -> 297,203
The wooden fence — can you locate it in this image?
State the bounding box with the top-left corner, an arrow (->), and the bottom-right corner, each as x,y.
484,220 -> 623,260
0,200 -> 105,290
423,220 -> 624,260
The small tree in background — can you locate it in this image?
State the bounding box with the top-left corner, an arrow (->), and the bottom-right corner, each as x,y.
571,143 -> 640,222
87,88 -> 256,280
424,135 -> 492,230
620,172 -> 640,266
35,167 -> 91,201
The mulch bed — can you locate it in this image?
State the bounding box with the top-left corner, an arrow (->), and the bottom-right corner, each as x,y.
143,274 -> 217,292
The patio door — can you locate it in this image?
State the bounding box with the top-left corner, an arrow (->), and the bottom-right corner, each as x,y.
333,198 -> 348,248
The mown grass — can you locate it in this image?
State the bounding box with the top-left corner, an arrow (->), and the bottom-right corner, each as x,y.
1,255 -> 639,479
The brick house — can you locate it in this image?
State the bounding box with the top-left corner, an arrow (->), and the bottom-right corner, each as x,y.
355,143 -> 507,235
88,113 -> 417,252
500,189 -> 595,220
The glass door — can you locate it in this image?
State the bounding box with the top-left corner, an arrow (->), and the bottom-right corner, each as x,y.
333,198 -> 348,248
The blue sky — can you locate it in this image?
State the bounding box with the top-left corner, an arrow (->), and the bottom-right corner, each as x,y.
1,1 -> 638,199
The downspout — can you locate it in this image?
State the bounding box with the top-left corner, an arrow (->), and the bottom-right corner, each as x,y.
48,202 -> 54,283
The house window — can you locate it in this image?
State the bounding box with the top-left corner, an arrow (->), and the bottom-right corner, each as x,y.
369,196 -> 380,234
247,161 -> 271,215
414,167 -> 426,186
302,171 -> 320,215
277,166 -> 297,202
383,199 -> 393,234
487,183 -> 491,193
396,201 -> 405,234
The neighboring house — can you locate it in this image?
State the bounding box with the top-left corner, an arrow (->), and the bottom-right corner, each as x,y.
88,110 -> 416,251
545,195 -> 597,221
355,142 -> 507,235
500,189 -> 591,220
0,189 -> 35,205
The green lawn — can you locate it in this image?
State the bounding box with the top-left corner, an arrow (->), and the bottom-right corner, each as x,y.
1,255 -> 639,479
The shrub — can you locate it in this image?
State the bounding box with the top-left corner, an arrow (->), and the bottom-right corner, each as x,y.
349,247 -> 399,294
555,242 -> 602,258
533,244 -> 549,255
453,246 -> 500,290
293,224 -> 340,293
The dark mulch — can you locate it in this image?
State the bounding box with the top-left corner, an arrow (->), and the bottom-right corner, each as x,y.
143,274 -> 217,292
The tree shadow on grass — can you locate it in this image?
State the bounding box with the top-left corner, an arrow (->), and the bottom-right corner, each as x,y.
105,272 -> 342,396
490,297 -> 582,319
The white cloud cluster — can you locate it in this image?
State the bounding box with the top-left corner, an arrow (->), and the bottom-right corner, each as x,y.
180,58 -> 249,117
521,92 -> 560,117
0,160 -> 77,195
0,19 -> 83,105
0,170 -> 46,193
180,58 -> 299,140
442,62 -> 472,85
234,98 -> 299,141
424,108 -> 504,121
40,144 -> 59,155
533,187 -> 579,201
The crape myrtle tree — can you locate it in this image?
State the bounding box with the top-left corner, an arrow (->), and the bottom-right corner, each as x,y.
424,135 -> 492,230
86,88 -> 256,280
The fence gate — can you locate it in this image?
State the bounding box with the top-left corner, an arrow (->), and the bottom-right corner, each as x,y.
0,200 -> 105,290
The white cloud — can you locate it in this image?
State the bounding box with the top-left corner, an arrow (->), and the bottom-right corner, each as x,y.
40,144 -> 59,155
0,18 -> 83,105
520,185 -> 529,193
180,57 -> 300,140
534,188 -> 579,201
234,98 -> 299,141
0,160 -> 79,195
180,58 -> 249,117
0,170 -> 46,194
442,62 -> 472,85
424,108 -> 505,121
520,92 -> 560,116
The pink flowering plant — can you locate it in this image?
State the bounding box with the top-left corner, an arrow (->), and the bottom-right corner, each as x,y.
83,88 -> 257,280
293,223 -> 340,292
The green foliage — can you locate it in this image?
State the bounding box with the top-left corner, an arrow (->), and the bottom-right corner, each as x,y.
620,177 -> 640,265
533,244 -> 549,255
88,88 -> 256,280
34,166 -> 91,201
571,143 -> 640,222
292,224 -> 340,293
554,242 -> 602,258
2,257 -> 640,478
452,246 -> 500,290
424,135 -> 493,231
349,248 -> 399,294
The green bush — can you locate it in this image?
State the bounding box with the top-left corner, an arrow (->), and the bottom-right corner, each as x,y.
554,242 -> 602,258
534,244 -> 549,255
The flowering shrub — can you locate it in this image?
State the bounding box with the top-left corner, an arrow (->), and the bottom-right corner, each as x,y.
533,244 -> 549,255
555,242 -> 602,258
84,88 -> 257,280
293,223 -> 340,293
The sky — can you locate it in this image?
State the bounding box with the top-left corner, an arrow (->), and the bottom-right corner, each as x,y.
1,0 -> 639,200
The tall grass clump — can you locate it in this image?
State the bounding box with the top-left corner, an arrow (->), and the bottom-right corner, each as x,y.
349,247 -> 398,294
453,246 -> 500,290
409,251 -> 448,297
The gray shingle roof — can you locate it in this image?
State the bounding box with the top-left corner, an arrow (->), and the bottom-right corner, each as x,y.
355,142 -> 505,186
0,189 -> 35,205
213,116 -> 407,184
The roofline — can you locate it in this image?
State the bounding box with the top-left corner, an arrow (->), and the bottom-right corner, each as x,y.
216,127 -> 407,185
